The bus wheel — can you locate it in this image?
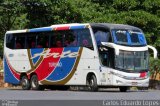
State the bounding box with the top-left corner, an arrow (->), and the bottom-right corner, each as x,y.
119,86 -> 128,92
21,76 -> 31,90
31,75 -> 44,90
87,75 -> 98,92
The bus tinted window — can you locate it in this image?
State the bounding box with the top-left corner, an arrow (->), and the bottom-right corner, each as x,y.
130,33 -> 139,44
36,33 -> 49,48
50,31 -> 63,48
50,29 -> 93,48
114,30 -> 128,44
5,28 -> 93,49
26,33 -> 36,48
15,34 -> 25,49
75,29 -> 93,48
79,29 -> 91,47
92,27 -> 111,46
64,31 -> 77,47
63,30 -> 77,47
94,31 -> 111,45
112,29 -> 147,46
6,34 -> 15,49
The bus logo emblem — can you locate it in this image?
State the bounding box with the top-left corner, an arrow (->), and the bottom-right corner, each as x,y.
31,49 -> 79,59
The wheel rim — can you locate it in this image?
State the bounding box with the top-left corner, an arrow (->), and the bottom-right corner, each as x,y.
90,79 -> 94,87
88,78 -> 94,90
32,78 -> 37,88
22,78 -> 28,88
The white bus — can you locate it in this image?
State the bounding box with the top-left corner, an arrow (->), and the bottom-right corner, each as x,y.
3,23 -> 157,92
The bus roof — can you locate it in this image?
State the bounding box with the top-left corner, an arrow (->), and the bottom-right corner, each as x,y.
6,23 -> 142,34
90,23 -> 142,31
6,23 -> 90,34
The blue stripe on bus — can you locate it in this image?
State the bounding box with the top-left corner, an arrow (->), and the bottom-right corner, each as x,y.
46,47 -> 79,81
29,25 -> 86,32
70,25 -> 86,29
29,27 -> 52,32
31,48 -> 44,65
4,57 -> 19,84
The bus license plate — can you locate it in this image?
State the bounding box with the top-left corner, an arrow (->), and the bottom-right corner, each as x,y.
132,82 -> 138,86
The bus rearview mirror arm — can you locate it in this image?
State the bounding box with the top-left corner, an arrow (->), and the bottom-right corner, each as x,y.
100,42 -> 158,58
147,45 -> 158,59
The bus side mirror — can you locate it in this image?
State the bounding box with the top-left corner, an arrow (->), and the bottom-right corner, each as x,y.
147,45 -> 158,59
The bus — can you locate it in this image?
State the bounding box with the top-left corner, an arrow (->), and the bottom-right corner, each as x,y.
3,23 -> 157,92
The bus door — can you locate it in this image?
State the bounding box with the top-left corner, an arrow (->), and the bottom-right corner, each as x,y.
92,27 -> 114,85
99,46 -> 114,85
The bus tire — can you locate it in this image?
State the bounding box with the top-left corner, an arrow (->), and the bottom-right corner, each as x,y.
31,75 -> 44,90
87,75 -> 98,92
119,86 -> 128,92
21,76 -> 31,90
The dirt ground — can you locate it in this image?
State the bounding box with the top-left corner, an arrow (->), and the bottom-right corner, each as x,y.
150,72 -> 160,81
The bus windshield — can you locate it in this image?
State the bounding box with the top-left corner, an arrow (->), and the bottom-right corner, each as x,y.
112,29 -> 147,46
115,50 -> 149,72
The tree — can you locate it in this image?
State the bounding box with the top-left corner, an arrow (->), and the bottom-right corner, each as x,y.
0,0 -> 159,59
0,0 -> 26,54
143,0 -> 160,15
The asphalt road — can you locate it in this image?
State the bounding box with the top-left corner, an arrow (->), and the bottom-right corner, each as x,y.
0,88 -> 160,106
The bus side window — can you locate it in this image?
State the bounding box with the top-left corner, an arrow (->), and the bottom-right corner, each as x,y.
36,33 -> 49,48
95,31 -> 110,44
55,36 -> 63,47
50,31 -> 63,48
65,32 -> 77,47
26,33 -> 36,49
78,29 -> 93,49
50,34 -> 56,47
99,47 -> 115,68
93,28 -> 112,47
6,34 -> 15,49
15,35 -> 25,49
100,52 -> 109,66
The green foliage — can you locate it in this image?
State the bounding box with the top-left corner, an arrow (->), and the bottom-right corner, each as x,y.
51,0 -> 82,24
143,0 -> 160,15
149,58 -> 160,80
23,0 -> 54,27
112,0 -> 138,11
0,0 -> 26,55
0,0 -> 160,58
